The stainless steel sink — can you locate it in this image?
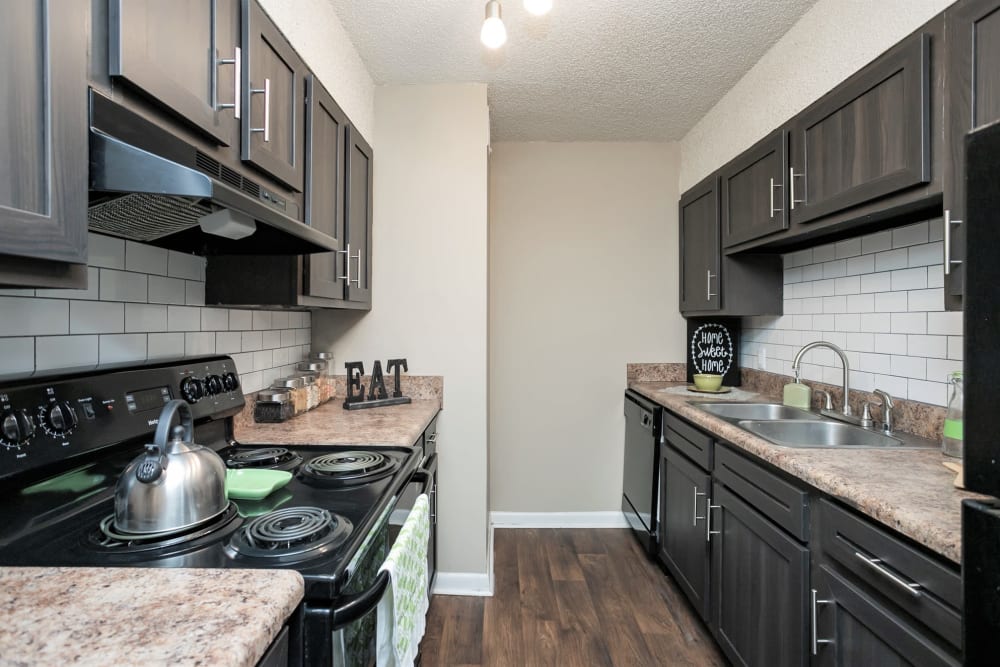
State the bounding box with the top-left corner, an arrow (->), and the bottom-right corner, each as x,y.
693,402 -> 823,422
738,419 -> 905,448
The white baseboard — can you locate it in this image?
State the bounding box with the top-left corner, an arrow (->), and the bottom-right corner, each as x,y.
489,511 -> 630,528
432,571 -> 494,596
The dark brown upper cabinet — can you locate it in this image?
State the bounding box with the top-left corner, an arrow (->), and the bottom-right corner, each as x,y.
302,74 -> 347,302
0,0 -> 89,289
721,130 -> 789,248
943,0 -> 1000,310
108,0 -> 240,146
679,176 -> 722,314
241,0 -> 305,192
789,33 -> 931,226
344,125 -> 374,306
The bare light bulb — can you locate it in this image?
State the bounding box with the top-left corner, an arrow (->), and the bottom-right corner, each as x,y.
481,1 -> 507,49
523,0 -> 552,15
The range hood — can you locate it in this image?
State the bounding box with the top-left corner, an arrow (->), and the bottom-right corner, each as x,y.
87,91 -> 334,255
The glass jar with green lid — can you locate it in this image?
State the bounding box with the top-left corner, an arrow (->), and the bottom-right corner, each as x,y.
943,371 -> 963,459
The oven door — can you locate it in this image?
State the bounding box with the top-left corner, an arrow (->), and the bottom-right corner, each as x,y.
328,456 -> 436,666
391,453 -> 437,591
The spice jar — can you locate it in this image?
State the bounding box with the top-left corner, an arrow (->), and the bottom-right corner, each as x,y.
298,361 -> 333,403
298,373 -> 321,410
253,390 -> 294,423
272,377 -> 307,415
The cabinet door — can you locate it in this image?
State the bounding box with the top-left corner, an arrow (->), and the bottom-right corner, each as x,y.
721,131 -> 789,248
108,0 -> 239,146
943,0 -> 1000,309
679,176 -> 721,313
302,75 -> 346,300
658,446 -> 711,620
344,126 -> 373,306
0,0 -> 88,288
811,565 -> 960,667
241,0 -> 305,191
789,33 -> 930,226
712,483 -> 809,667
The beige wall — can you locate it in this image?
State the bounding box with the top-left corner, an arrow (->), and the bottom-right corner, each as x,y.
260,0 -> 375,142
679,0 -> 953,191
313,84 -> 490,577
489,142 -> 685,513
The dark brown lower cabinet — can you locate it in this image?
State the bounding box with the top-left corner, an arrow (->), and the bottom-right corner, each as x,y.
659,445 -> 712,621
711,482 -> 809,667
811,565 -> 960,667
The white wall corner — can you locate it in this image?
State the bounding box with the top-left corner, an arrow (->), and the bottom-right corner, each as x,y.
490,511 -> 630,529
430,522 -> 495,597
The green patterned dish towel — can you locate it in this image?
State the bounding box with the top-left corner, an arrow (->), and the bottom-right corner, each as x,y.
377,493 -> 430,667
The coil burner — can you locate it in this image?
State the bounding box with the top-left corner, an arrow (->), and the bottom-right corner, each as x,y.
300,451 -> 398,487
228,506 -> 352,558
90,503 -> 241,554
225,447 -> 302,472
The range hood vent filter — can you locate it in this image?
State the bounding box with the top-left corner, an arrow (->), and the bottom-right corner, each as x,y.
88,194 -> 213,242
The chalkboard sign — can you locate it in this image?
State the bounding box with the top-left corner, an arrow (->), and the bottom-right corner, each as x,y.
686,318 -> 741,386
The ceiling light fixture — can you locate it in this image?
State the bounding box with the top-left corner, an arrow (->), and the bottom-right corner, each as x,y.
523,0 -> 552,16
480,1 -> 507,49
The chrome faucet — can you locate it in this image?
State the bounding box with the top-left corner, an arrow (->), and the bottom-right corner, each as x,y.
872,389 -> 895,434
792,341 -> 852,417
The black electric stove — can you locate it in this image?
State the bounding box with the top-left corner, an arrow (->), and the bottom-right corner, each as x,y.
0,356 -> 426,666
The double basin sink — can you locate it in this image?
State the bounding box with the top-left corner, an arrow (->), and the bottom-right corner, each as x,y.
691,402 -> 933,449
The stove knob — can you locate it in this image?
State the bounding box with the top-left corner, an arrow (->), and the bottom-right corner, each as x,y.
1,409 -> 35,444
206,375 -> 224,396
180,377 -> 204,403
45,402 -> 78,435
222,372 -> 239,392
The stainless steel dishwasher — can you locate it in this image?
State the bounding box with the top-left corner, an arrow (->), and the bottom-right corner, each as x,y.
622,390 -> 662,556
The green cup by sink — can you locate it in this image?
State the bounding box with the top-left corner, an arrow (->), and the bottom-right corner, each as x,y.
693,374 -> 723,391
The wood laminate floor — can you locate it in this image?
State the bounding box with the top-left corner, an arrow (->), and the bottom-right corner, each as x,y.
419,528 -> 727,666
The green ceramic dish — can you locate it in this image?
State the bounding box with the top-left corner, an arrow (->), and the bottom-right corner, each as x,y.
693,373 -> 724,391
225,469 -> 293,500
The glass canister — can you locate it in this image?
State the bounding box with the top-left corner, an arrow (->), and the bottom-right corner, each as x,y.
298,373 -> 321,410
272,376 -> 308,415
298,361 -> 332,403
253,389 -> 294,423
942,371 -> 964,459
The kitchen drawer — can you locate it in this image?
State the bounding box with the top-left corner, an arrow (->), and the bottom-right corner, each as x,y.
816,499 -> 962,650
664,412 -> 713,470
714,444 -> 809,541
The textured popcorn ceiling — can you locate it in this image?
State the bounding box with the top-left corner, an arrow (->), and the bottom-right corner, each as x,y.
326,0 -> 819,141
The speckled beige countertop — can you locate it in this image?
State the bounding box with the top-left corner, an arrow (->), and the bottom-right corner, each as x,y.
630,381 -> 984,565
0,567 -> 303,667
235,398 -> 441,447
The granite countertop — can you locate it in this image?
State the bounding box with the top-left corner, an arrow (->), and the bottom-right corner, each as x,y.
0,567 -> 303,667
236,398 -> 441,447
630,381 -> 983,564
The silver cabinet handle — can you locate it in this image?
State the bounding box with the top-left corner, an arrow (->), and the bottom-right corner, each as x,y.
250,77 -> 271,142
692,487 -> 707,526
769,177 -> 782,218
427,433 -> 437,443
350,247 -> 362,287
705,499 -> 721,542
944,209 -> 962,276
789,168 -> 805,209
854,551 -> 922,597
811,589 -> 833,655
216,47 -> 241,119
336,244 -> 350,281
706,270 -> 717,301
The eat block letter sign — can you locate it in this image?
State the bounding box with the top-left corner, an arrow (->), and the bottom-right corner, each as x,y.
343,358 -> 412,410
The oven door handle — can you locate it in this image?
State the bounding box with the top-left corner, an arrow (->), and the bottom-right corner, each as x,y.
331,570 -> 390,628
412,453 -> 438,494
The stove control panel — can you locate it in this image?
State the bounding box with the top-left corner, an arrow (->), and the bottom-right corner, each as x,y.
0,356 -> 244,482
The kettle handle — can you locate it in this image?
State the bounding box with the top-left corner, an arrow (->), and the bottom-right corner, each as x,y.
153,399 -> 194,448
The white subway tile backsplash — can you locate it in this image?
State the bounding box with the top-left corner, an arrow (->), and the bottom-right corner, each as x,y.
784,268 -> 803,284
907,288 -> 944,312
813,244 -> 837,263
891,312 -> 926,334
812,314 -> 836,330
240,371 -> 264,394
822,260 -> 847,278
99,334 -> 147,364
874,291 -> 908,313
148,276 -> 186,305
948,336 -> 963,361
860,272 -> 891,294
98,269 -> 147,303
0,338 -> 34,376
185,332 -> 216,356
836,238 -> 862,259
834,314 -> 861,332
0,298 -> 68,337
229,309 -> 253,330
846,254 -> 875,276
185,281 -> 206,307
860,312 -> 891,333
271,311 -> 290,330
891,355 -> 926,379
908,242 -> 943,268
907,379 -> 947,406
39,267 -> 100,301
927,358 -> 963,382
802,264 -> 824,282
846,333 -> 875,352
36,335 -> 99,372
147,333 -> 185,359
296,329 -> 311,345
786,249 -> 813,268
167,306 -> 202,332
125,304 -> 167,333
262,330 -> 282,349
890,267 -> 927,292
87,233 -> 125,269
873,333 -> 907,354
875,248 -> 909,272
859,353 -> 892,374
927,311 -> 963,336
892,221 -> 929,248
70,301 -> 124,335
813,279 -> 837,297
231,352 -> 255,373
216,331 -> 243,354
834,276 -> 861,295
125,241 -> 168,276
847,293 -> 875,313
201,308 -> 229,332
928,217 -> 944,242
861,230 -> 893,255
907,334 -> 947,358
873,374 -> 909,399
167,251 -> 205,281
252,311 -> 272,331
254,350 -> 273,370
823,296 -> 847,313
242,331 -> 263,352
927,265 -> 944,288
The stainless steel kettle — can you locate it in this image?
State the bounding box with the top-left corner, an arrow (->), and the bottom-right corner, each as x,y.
114,399 -> 228,534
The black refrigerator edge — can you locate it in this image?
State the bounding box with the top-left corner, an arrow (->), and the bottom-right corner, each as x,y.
962,118 -> 1000,663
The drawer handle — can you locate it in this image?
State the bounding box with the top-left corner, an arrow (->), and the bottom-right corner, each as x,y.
692,487 -> 707,526
706,500 -> 721,542
854,551 -> 922,598
810,589 -> 833,655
